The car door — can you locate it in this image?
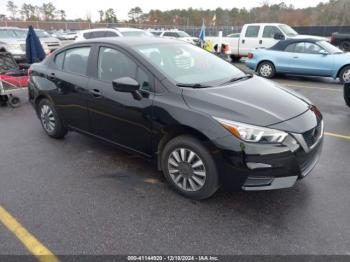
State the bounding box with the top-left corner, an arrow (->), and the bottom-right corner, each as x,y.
239,25 -> 261,56
288,42 -> 334,76
87,45 -> 154,156
261,25 -> 282,48
48,46 -> 92,131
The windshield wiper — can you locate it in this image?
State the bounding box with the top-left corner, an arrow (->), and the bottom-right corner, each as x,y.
176,83 -> 212,88
220,74 -> 253,86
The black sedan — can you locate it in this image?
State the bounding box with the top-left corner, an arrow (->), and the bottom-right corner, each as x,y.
28,38 -> 324,199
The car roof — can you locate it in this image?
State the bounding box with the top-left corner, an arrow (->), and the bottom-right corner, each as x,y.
74,37 -> 184,48
80,28 -> 117,33
270,38 -> 323,51
115,27 -> 145,32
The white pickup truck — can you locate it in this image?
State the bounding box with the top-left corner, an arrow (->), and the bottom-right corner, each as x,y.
207,23 -> 326,61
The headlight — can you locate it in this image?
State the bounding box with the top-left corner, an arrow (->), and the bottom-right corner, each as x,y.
214,117 -> 288,144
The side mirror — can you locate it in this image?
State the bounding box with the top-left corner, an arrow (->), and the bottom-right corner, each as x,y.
112,77 -> 140,93
319,50 -> 329,55
274,33 -> 285,40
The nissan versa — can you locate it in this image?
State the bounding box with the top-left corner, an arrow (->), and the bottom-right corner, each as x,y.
28,38 -> 324,199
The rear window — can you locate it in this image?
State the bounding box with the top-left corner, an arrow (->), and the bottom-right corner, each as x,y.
63,47 -> 91,76
245,26 -> 260,38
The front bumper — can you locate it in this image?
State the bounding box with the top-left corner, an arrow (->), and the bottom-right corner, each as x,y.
212,116 -> 324,192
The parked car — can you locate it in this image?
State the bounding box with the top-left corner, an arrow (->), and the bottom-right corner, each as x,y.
246,38 -> 350,83
75,28 -> 153,41
345,82 -> 350,107
226,23 -> 327,60
149,30 -> 163,37
0,27 -> 26,61
159,30 -> 197,44
331,32 -> 350,52
59,31 -> 79,41
34,29 -> 62,53
28,38 -> 323,199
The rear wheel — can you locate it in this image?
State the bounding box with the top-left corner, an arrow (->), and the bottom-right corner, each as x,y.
161,135 -> 219,200
339,65 -> 350,84
257,61 -> 275,78
344,84 -> 350,107
38,99 -> 67,138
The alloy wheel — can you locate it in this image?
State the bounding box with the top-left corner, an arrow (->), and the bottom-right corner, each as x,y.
260,64 -> 273,77
342,69 -> 350,83
40,104 -> 56,133
167,148 -> 206,192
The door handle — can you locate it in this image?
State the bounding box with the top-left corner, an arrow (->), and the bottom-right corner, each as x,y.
90,89 -> 102,98
259,40 -> 263,44
242,39 -> 245,44
293,56 -> 299,59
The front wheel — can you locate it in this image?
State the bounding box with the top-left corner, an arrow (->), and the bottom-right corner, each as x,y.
161,135 -> 219,200
339,66 -> 350,84
344,83 -> 350,107
38,99 -> 67,138
257,61 -> 276,79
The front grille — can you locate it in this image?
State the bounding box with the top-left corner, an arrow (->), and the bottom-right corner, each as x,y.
303,120 -> 322,148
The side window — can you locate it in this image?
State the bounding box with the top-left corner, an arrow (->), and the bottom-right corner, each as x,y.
98,47 -> 137,82
304,42 -> 323,54
164,32 -> 178,37
91,31 -> 106,38
63,47 -> 91,76
263,26 -> 282,38
105,31 -> 118,37
285,43 -> 296,52
83,32 -> 92,39
54,52 -> 65,70
294,43 -> 305,53
137,67 -> 151,92
245,26 -> 260,38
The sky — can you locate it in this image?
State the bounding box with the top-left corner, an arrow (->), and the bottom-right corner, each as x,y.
0,0 -> 329,21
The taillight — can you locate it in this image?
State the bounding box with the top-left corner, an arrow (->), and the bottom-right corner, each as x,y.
248,53 -> 254,59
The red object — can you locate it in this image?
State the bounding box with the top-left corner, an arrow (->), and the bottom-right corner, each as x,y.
0,74 -> 29,88
247,53 -> 254,59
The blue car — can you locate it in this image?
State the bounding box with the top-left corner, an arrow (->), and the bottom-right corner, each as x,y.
245,38 -> 350,83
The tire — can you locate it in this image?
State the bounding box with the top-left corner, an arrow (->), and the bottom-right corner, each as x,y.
339,65 -> 350,84
257,61 -> 276,79
8,96 -> 21,108
339,41 -> 350,52
344,83 -> 350,107
37,99 -> 67,139
161,135 -> 219,200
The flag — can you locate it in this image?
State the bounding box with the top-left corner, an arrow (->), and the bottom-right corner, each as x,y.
199,19 -> 206,43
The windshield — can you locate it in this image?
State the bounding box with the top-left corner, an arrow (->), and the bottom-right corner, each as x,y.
0,29 -> 26,39
279,25 -> 298,37
177,31 -> 191,37
121,31 -> 152,37
134,43 -> 244,86
318,41 -> 343,54
35,30 -> 50,38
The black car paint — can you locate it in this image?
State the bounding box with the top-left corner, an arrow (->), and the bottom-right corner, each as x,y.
28,38 -> 323,191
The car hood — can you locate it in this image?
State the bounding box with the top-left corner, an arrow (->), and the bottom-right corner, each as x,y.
181,76 -> 310,127
40,37 -> 60,43
0,38 -> 26,44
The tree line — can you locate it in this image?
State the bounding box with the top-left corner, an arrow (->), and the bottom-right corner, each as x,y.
1,0 -> 350,26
